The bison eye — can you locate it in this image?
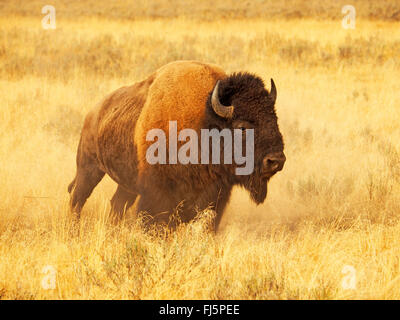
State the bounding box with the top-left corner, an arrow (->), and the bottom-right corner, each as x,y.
233,120 -> 253,131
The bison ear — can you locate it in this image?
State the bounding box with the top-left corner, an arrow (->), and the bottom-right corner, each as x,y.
269,78 -> 277,104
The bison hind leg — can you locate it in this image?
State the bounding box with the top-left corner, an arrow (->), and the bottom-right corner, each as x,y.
69,164 -> 105,218
110,185 -> 138,219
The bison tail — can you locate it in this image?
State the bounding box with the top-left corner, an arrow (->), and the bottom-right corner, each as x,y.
68,178 -> 76,193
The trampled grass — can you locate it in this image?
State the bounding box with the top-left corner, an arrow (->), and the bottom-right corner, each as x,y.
1,1 -> 400,299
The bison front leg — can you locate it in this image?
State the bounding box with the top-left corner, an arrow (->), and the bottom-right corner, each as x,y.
191,186 -> 232,232
136,190 -> 176,229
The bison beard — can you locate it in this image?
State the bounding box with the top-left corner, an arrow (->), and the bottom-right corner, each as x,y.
242,173 -> 269,205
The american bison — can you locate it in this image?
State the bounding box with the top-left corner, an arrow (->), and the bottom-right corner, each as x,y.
68,61 -> 285,230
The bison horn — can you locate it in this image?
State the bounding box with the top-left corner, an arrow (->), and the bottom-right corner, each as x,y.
269,78 -> 277,104
211,80 -> 234,119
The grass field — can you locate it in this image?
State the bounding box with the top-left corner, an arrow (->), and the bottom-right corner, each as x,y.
1,1 -> 400,299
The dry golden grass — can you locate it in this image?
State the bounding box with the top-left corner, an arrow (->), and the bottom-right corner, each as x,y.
1,1 -> 400,299
1,0 -> 400,20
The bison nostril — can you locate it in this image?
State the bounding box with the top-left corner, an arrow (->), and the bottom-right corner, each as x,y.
263,153 -> 286,174
267,159 -> 279,171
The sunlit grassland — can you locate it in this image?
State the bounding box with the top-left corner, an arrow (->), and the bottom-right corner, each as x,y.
1,11 -> 400,299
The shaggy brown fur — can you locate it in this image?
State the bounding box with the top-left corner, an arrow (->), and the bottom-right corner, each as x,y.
69,60 -> 285,230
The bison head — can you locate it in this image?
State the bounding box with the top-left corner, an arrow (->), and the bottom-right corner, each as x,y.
205,73 -> 285,204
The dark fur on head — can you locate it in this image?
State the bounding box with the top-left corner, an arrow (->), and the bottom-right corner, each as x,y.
205,72 -> 284,204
